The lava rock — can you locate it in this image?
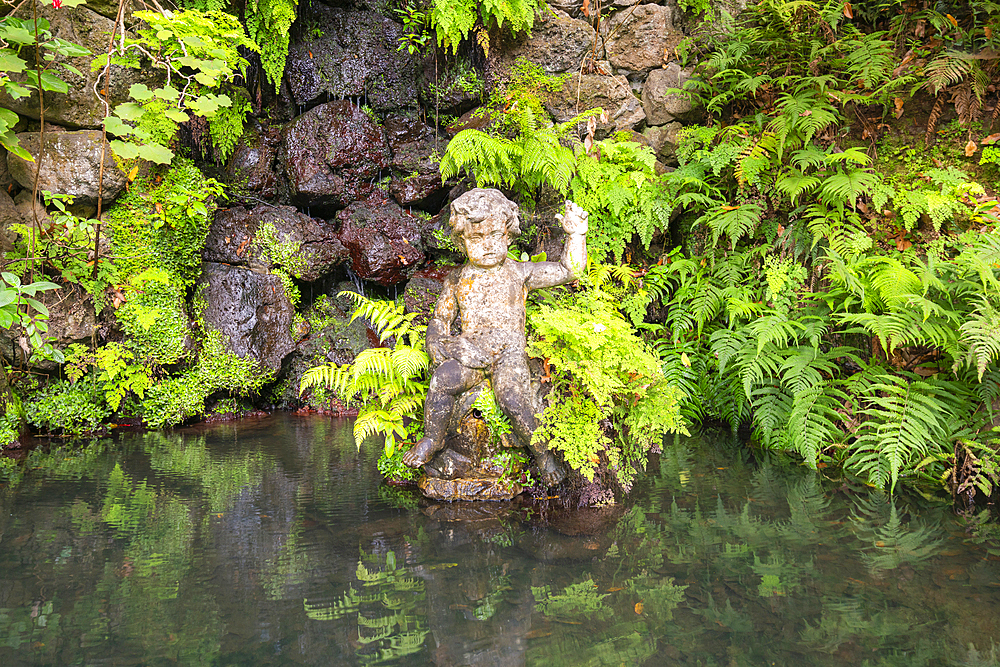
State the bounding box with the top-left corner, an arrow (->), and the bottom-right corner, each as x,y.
499,8 -> 596,74
7,131 -> 127,204
643,121 -> 684,165
543,73 -> 646,136
198,262 -> 296,374
0,285 -> 97,370
604,4 -> 684,74
204,204 -> 347,282
0,2 -> 149,128
642,63 -> 698,125
225,120 -> 281,201
336,195 -> 425,286
389,173 -> 448,210
279,101 -> 391,217
284,8 -> 419,112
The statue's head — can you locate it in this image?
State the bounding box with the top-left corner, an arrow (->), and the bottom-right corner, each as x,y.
448,189 -> 521,269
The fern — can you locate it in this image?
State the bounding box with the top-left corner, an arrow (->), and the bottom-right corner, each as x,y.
960,298 -> 1000,382
300,293 -> 430,456
245,0 -> 297,94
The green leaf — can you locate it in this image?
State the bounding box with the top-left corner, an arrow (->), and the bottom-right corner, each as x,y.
163,108 -> 189,123
60,0 -> 89,7
39,71 -> 68,93
114,102 -> 145,121
153,86 -> 180,101
103,115 -> 132,137
60,63 -> 84,78
109,139 -> 141,160
156,30 -> 173,41
3,81 -> 30,100
0,290 -> 15,309
128,83 -> 154,101
137,142 -> 174,164
2,272 -> 21,288
0,26 -> 36,46
0,50 -> 26,73
193,71 -> 217,86
0,107 -> 19,130
0,130 -> 31,161
24,298 -> 48,317
0,309 -> 12,329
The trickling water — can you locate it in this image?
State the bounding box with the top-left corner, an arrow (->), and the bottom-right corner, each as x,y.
345,265 -> 365,296
0,417 -> 998,666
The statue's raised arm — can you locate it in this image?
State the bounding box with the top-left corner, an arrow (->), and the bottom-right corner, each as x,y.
525,201 -> 589,290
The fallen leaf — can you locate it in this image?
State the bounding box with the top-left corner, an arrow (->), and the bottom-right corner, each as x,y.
680,352 -> 691,368
721,205 -> 740,211
843,2 -> 853,18
965,139 -> 978,157
981,133 -> 1000,145
896,237 -> 912,251
581,0 -> 590,18
946,13 -> 958,28
607,587 -> 624,592
893,97 -> 904,119
635,602 -> 644,615
127,165 -> 139,181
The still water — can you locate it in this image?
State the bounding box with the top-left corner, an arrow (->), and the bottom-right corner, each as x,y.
0,414 -> 998,666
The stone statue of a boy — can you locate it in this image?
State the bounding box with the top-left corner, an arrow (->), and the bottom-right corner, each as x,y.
402,188 -> 588,486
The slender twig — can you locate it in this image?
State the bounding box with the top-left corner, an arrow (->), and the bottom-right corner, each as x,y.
93,0 -> 129,279
28,0 -> 45,283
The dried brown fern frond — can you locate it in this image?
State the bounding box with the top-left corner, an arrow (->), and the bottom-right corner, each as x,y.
952,83 -> 982,126
925,93 -> 945,146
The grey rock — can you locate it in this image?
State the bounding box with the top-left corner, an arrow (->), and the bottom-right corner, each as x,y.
198,261 -> 296,374
642,63 -> 697,125
0,2 -> 149,128
643,121 -> 684,165
0,285 -> 97,370
204,204 -> 348,282
7,131 -> 126,203
284,8 -> 419,112
279,101 -> 391,216
336,195 -> 425,286
543,73 -> 645,136
604,4 -> 684,73
0,189 -> 21,253
499,8 -> 596,74
389,173 -> 447,210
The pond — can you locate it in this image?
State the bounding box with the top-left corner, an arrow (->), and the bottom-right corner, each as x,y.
0,414 -> 998,666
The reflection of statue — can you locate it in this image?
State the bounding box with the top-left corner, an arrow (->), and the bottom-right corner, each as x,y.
402,189 -> 588,493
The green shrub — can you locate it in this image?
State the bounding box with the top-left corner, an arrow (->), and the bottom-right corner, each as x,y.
27,381 -> 110,436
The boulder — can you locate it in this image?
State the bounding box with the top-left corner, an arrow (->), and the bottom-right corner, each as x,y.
543,73 -> 645,137
225,120 -> 281,201
389,174 -> 448,210
203,205 -> 347,282
499,8 -> 596,74
336,195 -> 425,286
7,131 -> 126,204
0,190 -> 22,253
0,2 -> 149,128
0,285 -> 97,370
279,101 -> 391,216
642,62 -> 698,125
198,262 -> 296,374
284,8 -> 419,112
643,121 -> 684,165
604,4 -> 684,73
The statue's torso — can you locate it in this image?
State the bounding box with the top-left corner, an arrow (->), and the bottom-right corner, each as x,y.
456,261 -> 528,356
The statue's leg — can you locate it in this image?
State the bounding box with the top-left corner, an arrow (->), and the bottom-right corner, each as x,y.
492,354 -> 566,487
403,359 -> 482,468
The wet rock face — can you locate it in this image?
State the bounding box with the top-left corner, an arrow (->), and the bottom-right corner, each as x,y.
642,62 -> 698,125
198,262 -> 296,374
279,101 -> 391,217
643,121 -> 684,166
604,4 -> 684,73
204,204 -> 347,282
499,8 -> 596,74
543,73 -> 646,137
403,263 -> 460,324
225,121 -> 281,201
7,131 -> 127,204
0,3 -> 147,128
284,8 -> 419,112
336,195 -> 425,285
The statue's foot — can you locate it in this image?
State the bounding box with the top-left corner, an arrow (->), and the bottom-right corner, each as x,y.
536,452 -> 566,487
402,437 -> 439,468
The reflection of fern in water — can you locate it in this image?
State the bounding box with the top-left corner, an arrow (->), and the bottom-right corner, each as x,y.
850,496 -> 944,577
306,549 -> 428,664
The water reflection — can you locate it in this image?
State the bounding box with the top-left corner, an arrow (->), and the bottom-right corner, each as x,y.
0,416 -> 997,666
